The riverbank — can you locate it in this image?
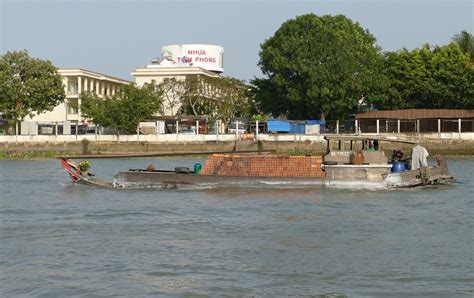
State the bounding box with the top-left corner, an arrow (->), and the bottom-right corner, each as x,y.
1,137 -> 474,159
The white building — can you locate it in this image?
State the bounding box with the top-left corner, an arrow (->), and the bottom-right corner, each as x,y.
23,68 -> 131,135
132,44 -> 224,115
21,45 -> 225,134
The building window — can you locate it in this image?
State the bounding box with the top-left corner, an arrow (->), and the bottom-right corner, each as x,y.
67,99 -> 79,114
67,80 -> 78,95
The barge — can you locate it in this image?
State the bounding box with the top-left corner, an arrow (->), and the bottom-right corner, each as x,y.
60,136 -> 453,189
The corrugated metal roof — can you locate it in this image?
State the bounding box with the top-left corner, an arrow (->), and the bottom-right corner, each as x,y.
356,109 -> 474,119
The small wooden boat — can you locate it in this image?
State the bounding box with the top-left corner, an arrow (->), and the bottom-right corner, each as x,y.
383,155 -> 452,188
60,136 -> 453,189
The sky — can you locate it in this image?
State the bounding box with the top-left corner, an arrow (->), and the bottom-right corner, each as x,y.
0,0 -> 473,82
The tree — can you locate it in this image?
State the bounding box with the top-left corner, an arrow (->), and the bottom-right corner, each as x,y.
250,78 -> 288,118
253,14 -> 384,120
452,30 -> 474,62
0,50 -> 65,122
157,78 -> 186,116
380,44 -> 474,109
80,83 -> 163,133
179,75 -> 253,126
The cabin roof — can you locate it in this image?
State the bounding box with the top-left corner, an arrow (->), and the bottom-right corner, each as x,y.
324,135 -> 417,144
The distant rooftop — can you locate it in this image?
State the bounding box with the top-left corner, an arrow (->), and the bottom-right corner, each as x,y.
58,68 -> 132,84
356,109 -> 474,120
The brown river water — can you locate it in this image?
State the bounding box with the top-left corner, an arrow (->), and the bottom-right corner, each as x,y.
0,157 -> 473,296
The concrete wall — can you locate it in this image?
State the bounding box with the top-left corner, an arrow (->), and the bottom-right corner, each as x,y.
0,138 -> 327,157
2,133 -> 474,156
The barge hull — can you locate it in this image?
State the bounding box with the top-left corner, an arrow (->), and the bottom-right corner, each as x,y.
113,171 -> 325,189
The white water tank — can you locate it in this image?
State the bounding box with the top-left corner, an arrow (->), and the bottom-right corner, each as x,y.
161,44 -> 224,73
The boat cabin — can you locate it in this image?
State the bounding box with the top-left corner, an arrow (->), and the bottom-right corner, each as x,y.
323,136 -> 416,165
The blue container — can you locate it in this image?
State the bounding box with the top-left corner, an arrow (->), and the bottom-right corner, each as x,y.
267,120 -> 291,133
306,120 -> 326,125
391,162 -> 406,172
289,123 -> 305,134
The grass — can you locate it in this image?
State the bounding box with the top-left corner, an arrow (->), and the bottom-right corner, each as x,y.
0,150 -> 60,159
1,147 -> 472,160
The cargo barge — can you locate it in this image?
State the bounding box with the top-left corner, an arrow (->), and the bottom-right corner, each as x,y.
60,136 -> 453,189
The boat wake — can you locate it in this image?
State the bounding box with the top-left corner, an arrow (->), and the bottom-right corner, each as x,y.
324,180 -> 388,190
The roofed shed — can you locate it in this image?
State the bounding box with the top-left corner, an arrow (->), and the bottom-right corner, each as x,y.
355,109 -> 474,133
356,109 -> 474,120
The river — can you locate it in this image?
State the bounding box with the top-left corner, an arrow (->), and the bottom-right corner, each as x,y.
0,157 -> 473,297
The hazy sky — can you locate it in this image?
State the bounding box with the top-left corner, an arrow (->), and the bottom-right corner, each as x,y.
1,0 -> 472,82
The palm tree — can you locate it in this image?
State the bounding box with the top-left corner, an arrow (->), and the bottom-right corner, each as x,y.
452,31 -> 474,61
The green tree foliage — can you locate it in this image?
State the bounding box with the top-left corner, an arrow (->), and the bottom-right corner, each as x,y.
179,75 -> 253,126
452,31 -> 474,62
80,83 -> 163,133
380,44 -> 474,109
253,14 -> 384,120
0,50 -> 65,121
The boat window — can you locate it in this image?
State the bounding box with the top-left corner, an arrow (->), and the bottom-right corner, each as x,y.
374,140 -> 380,151
327,139 -> 374,151
363,140 -> 377,151
353,140 -> 361,151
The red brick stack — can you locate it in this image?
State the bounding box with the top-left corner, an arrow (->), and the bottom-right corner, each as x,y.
199,154 -> 325,177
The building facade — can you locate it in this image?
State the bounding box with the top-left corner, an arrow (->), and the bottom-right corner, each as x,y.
132,44 -> 223,116
132,65 -> 219,87
23,68 -> 131,135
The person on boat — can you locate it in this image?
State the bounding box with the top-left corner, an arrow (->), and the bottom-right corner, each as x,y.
392,149 -> 404,162
411,145 -> 429,170
392,149 -> 412,170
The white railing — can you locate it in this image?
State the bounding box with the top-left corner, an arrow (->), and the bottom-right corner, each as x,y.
0,134 -> 325,143
1,133 -> 473,144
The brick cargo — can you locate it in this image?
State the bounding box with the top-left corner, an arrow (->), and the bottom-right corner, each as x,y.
200,154 -> 325,178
